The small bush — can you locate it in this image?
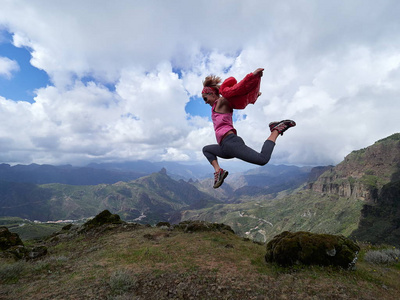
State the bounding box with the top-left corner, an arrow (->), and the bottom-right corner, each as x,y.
364,248 -> 400,265
46,255 -> 68,263
109,269 -> 136,296
0,261 -> 25,283
30,255 -> 69,274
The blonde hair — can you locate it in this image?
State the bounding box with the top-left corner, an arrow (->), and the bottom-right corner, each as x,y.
202,75 -> 222,94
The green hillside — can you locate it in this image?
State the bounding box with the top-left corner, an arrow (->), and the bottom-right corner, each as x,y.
0,217 -> 71,241
1,222 -> 399,299
180,189 -> 365,243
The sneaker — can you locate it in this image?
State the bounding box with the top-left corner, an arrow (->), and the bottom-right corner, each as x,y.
268,121 -> 280,131
213,169 -> 228,189
269,119 -> 296,135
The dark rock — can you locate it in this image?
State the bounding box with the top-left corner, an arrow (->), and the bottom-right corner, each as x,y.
0,226 -> 24,251
83,210 -> 123,230
3,244 -> 48,260
143,233 -> 155,240
27,245 -> 48,260
265,231 -> 360,269
175,221 -> 234,234
156,222 -> 171,227
5,245 -> 28,260
62,224 -> 73,231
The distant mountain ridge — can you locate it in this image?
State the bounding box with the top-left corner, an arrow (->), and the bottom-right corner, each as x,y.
0,169 -> 220,223
0,163 -> 145,185
0,161 -> 312,224
0,160 -> 237,185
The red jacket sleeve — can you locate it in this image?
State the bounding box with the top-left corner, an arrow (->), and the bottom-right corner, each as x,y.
220,73 -> 261,109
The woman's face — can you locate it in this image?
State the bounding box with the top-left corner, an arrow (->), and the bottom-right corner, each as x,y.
202,93 -> 218,106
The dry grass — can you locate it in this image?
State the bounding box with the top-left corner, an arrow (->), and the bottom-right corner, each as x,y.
1,224 -> 400,299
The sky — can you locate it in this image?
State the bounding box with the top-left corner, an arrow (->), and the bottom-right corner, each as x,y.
0,0 -> 400,169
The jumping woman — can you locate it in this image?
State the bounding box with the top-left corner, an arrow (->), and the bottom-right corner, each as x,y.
202,68 -> 296,188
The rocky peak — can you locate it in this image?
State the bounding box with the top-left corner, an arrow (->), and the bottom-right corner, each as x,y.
159,167 -> 167,175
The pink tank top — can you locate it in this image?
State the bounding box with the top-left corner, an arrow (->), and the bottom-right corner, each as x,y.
212,100 -> 236,144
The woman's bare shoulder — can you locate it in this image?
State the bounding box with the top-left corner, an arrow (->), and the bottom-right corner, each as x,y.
216,97 -> 233,113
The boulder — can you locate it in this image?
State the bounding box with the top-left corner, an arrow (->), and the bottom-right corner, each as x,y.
0,226 -> 24,251
83,210 -> 123,230
27,245 -> 48,259
265,231 -> 360,269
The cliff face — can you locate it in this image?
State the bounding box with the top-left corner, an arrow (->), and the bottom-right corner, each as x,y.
350,179 -> 400,246
308,134 -> 400,202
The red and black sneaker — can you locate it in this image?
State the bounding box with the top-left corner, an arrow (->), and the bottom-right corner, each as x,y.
269,120 -> 296,135
213,169 -> 228,189
268,121 -> 280,131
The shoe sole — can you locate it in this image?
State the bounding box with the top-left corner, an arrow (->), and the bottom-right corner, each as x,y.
213,171 -> 229,189
270,120 -> 296,133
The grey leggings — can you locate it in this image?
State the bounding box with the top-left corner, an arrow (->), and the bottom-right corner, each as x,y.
202,134 -> 275,166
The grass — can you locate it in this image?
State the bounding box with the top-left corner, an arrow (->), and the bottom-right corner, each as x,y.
0,261 -> 25,284
1,224 -> 400,299
108,269 -> 136,296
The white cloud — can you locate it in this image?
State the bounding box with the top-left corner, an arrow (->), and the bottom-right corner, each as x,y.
0,56 -> 19,78
0,0 -> 400,168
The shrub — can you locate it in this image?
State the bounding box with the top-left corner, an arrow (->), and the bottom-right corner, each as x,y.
109,269 -> 136,295
364,248 -> 400,265
0,261 -> 25,283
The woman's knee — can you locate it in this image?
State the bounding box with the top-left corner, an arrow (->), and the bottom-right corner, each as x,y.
257,156 -> 271,166
202,145 -> 210,155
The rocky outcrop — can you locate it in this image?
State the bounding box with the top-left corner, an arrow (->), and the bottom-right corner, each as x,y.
307,166 -> 333,182
82,210 -> 123,230
0,227 -> 47,260
308,134 -> 400,202
265,231 -> 360,269
309,170 -> 375,200
0,226 -> 23,250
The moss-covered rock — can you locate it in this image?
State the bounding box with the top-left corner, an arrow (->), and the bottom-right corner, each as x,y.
0,226 -> 23,251
265,231 -> 360,269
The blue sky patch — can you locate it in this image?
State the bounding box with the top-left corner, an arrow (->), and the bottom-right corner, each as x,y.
185,95 -> 210,119
0,30 -> 50,103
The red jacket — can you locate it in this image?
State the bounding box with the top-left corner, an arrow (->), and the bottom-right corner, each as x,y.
219,73 -> 261,109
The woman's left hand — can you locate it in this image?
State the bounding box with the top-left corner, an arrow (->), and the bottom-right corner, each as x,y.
253,68 -> 264,77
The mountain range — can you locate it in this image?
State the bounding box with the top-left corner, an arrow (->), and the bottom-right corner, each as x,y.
1,133 -> 399,246
0,160 -> 210,185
